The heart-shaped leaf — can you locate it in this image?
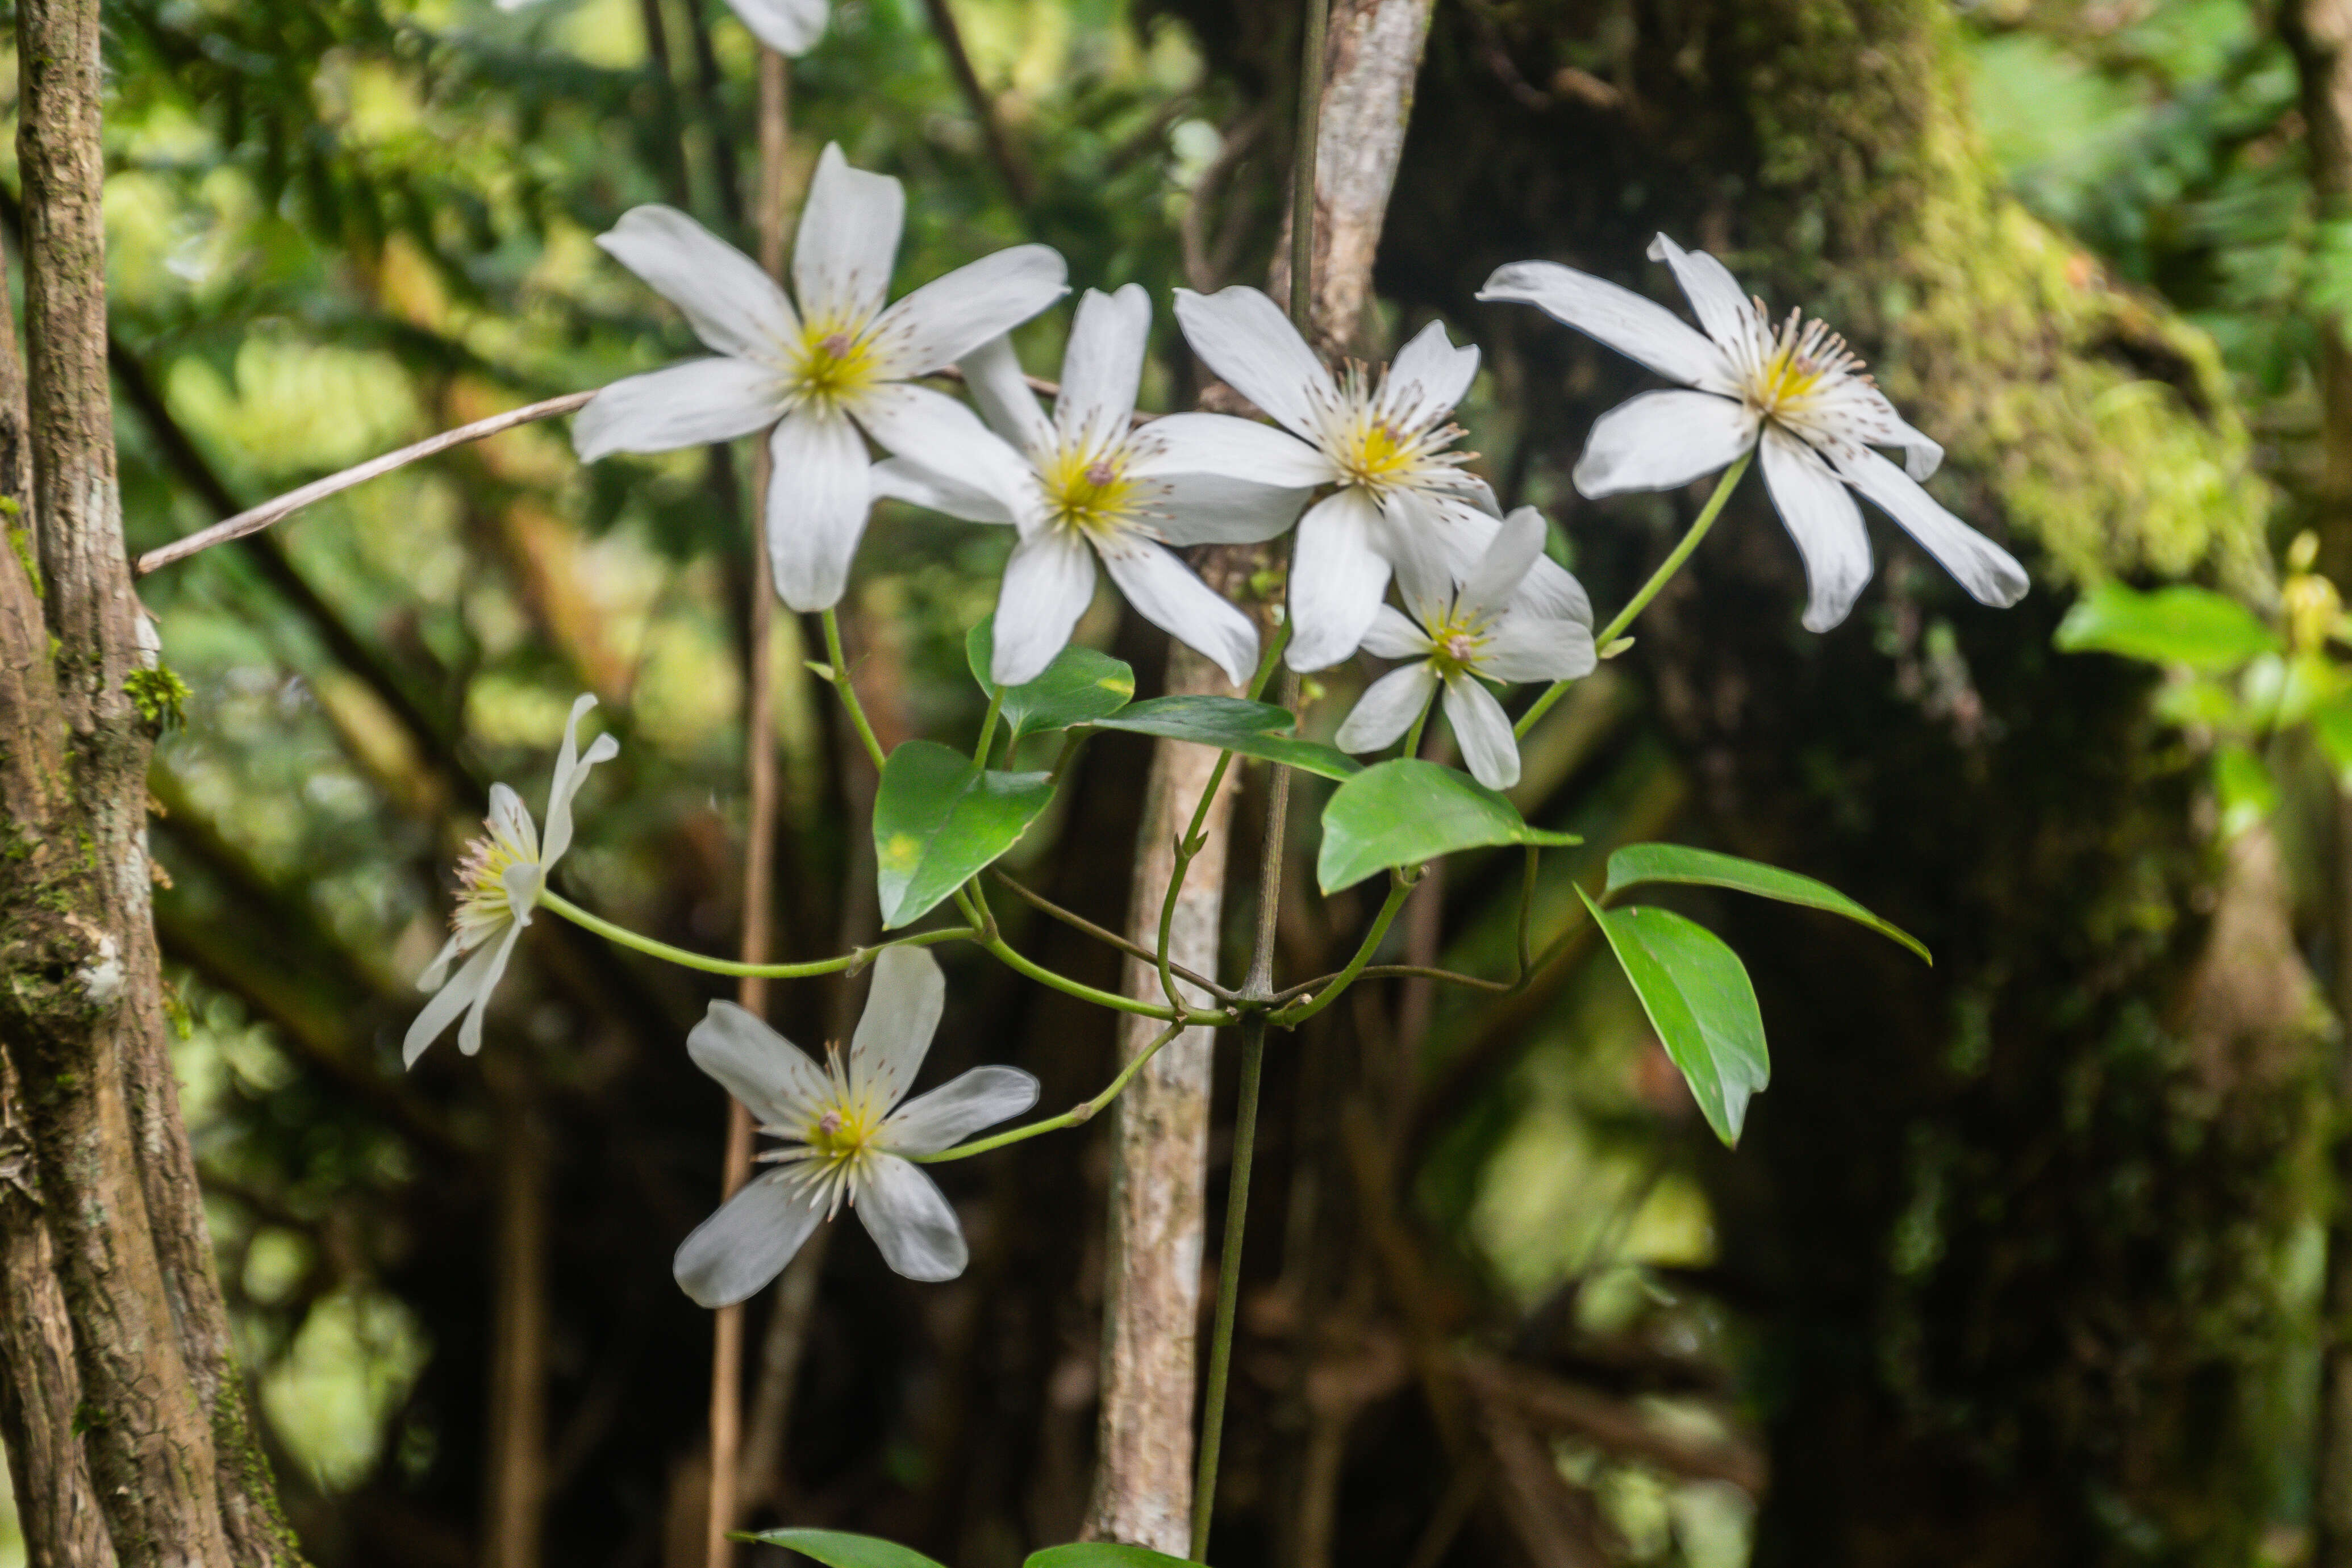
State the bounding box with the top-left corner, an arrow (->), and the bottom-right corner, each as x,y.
968,615 -> 1136,745
1025,1545 -> 1200,1568
743,1532 -> 949,1568
1093,694 -> 1361,781
874,740 -> 1055,929
1604,844 -> 1929,964
1316,758 -> 1579,893
1580,890 -> 1767,1146
2055,581 -> 2279,672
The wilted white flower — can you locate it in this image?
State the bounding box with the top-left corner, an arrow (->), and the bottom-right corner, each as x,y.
574,145 -> 1068,611
1169,285 -> 1585,672
672,947 -> 1038,1304
1335,507 -> 1595,790
1479,236 -> 2029,631
500,0 -> 825,60
406,696 -> 618,1067
875,285 -> 1316,686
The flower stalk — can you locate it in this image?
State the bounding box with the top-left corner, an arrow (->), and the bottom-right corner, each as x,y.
539,890 -> 977,978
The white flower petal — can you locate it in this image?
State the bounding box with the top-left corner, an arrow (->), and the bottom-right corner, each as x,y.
572,360 -> 786,461
1125,412 -> 1337,488
1384,318 -> 1479,431
1100,544 -> 1260,687
1333,661 -> 1438,754
848,945 -> 947,1113
1286,487 -> 1392,672
854,383 -> 1036,519
687,1000 -> 833,1128
1830,445 -> 2030,612
1447,471 -> 1505,519
1426,501 -> 1593,629
793,144 -> 904,330
417,931 -> 466,994
1758,427 -> 1874,632
1378,488 -> 1461,628
1360,603 -> 1432,660
1171,286 -> 1337,444
871,456 -> 1018,525
865,245 -> 1070,380
882,1065 -> 1042,1156
959,334 -> 1052,452
765,404 -> 873,612
1460,505 -> 1548,619
540,695 -> 618,867
486,784 -> 539,862
853,1154 -> 968,1282
1882,407 -> 1945,482
404,934 -> 503,1068
673,1170 -> 827,1308
456,915 -> 528,1057
1645,234 -> 1756,361
1152,473 -> 1316,547
1478,260 -> 1736,394
1442,676 -> 1520,791
1573,389 -> 1758,499
1056,284 -> 1150,451
724,0 -> 826,55
598,206 -> 798,362
991,530 -> 1099,686
1479,612 -> 1596,683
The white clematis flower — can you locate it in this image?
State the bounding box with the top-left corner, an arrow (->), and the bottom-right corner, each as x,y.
1335,507 -> 1596,790
874,284 -> 1315,686
406,695 -> 618,1067
499,0 -> 825,63
573,144 -> 1068,611
1478,235 -> 2029,632
1169,285 -> 1586,672
672,947 -> 1039,1304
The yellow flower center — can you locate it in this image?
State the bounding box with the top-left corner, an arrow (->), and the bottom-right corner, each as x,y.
1339,417 -> 1419,490
453,831 -> 532,936
1424,605 -> 1491,679
1742,307 -> 1861,424
790,320 -> 881,407
1039,444 -> 1139,540
1749,346 -> 1826,416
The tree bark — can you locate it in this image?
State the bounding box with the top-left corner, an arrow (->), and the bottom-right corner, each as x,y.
0,0 -> 300,1559
1081,0 -> 1436,1545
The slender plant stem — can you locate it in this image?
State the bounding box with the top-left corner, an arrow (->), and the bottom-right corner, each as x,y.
1190,1012 -> 1267,1561
912,1019 -> 1188,1163
1516,847 -> 1539,980
1287,0 -> 1327,328
1269,869 -> 1417,1026
539,890 -> 972,977
1401,688 -> 1434,760
975,683 -> 1007,766
1515,451 -> 1753,738
822,606 -> 889,770
961,879 -> 1225,1025
990,870 -> 1240,1002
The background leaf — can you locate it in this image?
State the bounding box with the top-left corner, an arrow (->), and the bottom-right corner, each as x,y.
1605,844 -> 1930,964
2054,581 -> 2279,672
968,615 -> 1136,747
1093,694 -> 1361,781
1581,891 -> 1769,1147
873,740 -> 1055,929
1317,758 -> 1579,893
744,1531 -> 951,1568
1025,1545 -> 1200,1568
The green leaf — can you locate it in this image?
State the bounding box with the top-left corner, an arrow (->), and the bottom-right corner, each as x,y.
1580,890 -> 1768,1147
2213,742 -> 2278,840
743,1532 -> 949,1568
968,615 -> 1136,745
1604,844 -> 1930,964
2315,695 -> 2352,791
873,740 -> 1055,929
1316,758 -> 1579,893
1025,1545 -> 1199,1568
2054,581 -> 2279,673
1092,694 -> 1362,782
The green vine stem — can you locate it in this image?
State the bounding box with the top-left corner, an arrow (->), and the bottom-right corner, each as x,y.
1515,450 -> 1754,739
974,682 -> 1007,767
959,880 -> 1228,1027
539,890 -> 974,978
1269,867 -> 1417,1025
1190,1010 -> 1267,1561
1401,688 -> 1434,760
910,1017 -> 1188,1163
821,605 -> 890,770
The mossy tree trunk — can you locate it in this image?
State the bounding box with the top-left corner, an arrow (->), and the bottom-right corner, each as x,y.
0,0 -> 301,1560
1370,0 -> 2317,1562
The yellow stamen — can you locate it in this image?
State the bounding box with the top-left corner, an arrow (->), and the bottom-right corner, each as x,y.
1039,444 -> 1139,540
1424,604 -> 1491,679
791,318 -> 881,406
453,830 -> 529,937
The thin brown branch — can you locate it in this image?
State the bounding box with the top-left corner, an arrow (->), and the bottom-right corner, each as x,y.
990,869 -> 1240,1001
918,0 -> 1036,208
135,389 -> 596,576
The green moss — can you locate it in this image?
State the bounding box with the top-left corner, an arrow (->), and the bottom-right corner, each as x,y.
123,666 -> 190,732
